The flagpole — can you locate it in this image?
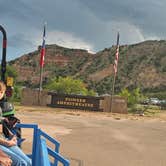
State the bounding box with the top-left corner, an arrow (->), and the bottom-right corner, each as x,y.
110,73 -> 116,113
110,32 -> 120,113
38,64 -> 43,105
38,23 -> 46,105
39,64 -> 44,91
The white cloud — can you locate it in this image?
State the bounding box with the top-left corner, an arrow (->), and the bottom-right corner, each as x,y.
2,0 -> 166,60
34,30 -> 95,53
110,21 -> 145,44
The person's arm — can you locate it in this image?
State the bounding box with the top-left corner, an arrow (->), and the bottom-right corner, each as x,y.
0,123 -> 17,147
0,137 -> 17,147
0,138 -> 10,146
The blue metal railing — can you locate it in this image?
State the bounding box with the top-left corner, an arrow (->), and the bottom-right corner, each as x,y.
16,123 -> 70,166
40,139 -> 51,166
39,129 -> 60,153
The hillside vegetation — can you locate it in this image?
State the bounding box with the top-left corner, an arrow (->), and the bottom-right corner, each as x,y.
9,41 -> 166,98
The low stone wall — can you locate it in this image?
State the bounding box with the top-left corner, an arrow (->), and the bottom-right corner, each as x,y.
21,88 -> 127,113
101,95 -> 127,114
21,88 -> 51,106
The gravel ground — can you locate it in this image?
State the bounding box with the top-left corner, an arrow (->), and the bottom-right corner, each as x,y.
15,106 -> 166,166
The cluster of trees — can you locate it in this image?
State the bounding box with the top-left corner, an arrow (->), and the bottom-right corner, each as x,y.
119,88 -> 145,106
4,65 -> 164,114
45,76 -> 96,96
3,65 -> 143,95
119,88 -> 148,113
3,66 -> 97,101
119,88 -> 145,107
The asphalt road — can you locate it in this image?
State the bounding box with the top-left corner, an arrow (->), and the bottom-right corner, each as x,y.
16,107 -> 166,166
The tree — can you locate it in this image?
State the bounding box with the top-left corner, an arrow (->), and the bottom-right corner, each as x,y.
45,76 -> 96,96
5,65 -> 20,101
10,85 -> 22,102
6,65 -> 18,80
0,65 -> 17,81
119,88 -> 144,107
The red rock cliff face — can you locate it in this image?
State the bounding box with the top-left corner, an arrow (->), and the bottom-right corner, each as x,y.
10,44 -> 93,84
9,41 -> 166,92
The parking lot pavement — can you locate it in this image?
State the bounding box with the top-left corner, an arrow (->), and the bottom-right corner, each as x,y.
17,109 -> 166,166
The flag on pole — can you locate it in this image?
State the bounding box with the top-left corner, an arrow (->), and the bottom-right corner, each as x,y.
113,32 -> 120,74
40,24 -> 46,68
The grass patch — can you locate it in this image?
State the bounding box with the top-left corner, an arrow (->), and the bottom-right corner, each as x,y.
128,104 -> 161,116
143,109 -> 161,117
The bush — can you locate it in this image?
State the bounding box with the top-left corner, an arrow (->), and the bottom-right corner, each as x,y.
119,88 -> 145,110
45,76 -> 96,96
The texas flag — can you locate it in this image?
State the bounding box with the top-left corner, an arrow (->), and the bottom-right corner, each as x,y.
40,24 -> 46,68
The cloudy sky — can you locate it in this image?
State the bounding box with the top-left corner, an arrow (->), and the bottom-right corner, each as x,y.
0,0 -> 166,60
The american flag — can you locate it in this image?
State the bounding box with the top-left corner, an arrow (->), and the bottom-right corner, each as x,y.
113,32 -> 120,74
40,24 -> 46,68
